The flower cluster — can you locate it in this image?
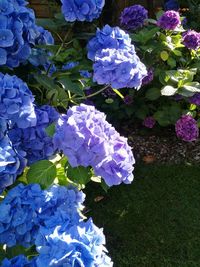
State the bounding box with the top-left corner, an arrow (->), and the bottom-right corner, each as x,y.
182,30 -> 200,50
0,0 -> 42,68
8,105 -> 59,165
0,137 -> 24,192
0,183 -> 85,248
35,219 -> 113,267
143,117 -> 156,128
189,93 -> 200,105
53,104 -> 135,186
0,73 -> 36,129
1,255 -> 35,267
157,10 -> 181,30
61,0 -> 105,22
175,115 -> 199,142
142,68 -> 154,86
29,25 -> 54,67
93,48 -> 147,89
120,4 -> 148,31
87,24 -> 133,61
164,0 -> 179,11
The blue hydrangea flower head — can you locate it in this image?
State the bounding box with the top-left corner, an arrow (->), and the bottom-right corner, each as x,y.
0,136 -> 24,192
28,25 -> 54,67
35,218 -> 113,267
120,4 -> 148,31
53,104 -> 135,186
8,105 -> 59,165
62,61 -> 79,71
87,24 -> 133,61
61,0 -> 105,22
0,183 -> 85,248
93,48 -> 147,89
164,0 -> 179,11
0,0 -> 41,67
0,73 -> 36,129
1,255 -> 35,267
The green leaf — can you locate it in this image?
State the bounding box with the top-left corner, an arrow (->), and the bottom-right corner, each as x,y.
34,74 -> 58,91
167,57 -> 176,68
181,82 -> 200,92
172,49 -> 182,56
66,164 -> 91,187
145,88 -> 161,100
27,160 -> 56,188
45,123 -> 56,137
161,85 -> 178,96
160,51 -> 169,61
58,77 -> 84,96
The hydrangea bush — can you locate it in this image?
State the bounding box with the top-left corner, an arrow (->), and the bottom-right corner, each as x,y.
0,0 -> 139,265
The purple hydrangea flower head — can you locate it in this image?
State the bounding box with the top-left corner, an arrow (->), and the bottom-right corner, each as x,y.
8,105 -> 59,165
164,0 -> 179,11
93,48 -> 147,89
53,104 -> 135,186
0,73 -> 36,129
175,115 -> 199,142
120,4 -> 148,31
143,116 -> 156,128
61,0 -> 105,22
142,68 -> 154,86
35,218 -> 113,267
0,136 -> 24,192
79,70 -> 92,78
87,24 -> 133,61
189,93 -> 200,105
0,0 -> 43,68
124,95 -> 134,105
157,10 -> 181,30
102,87 -> 116,98
182,30 -> 200,50
1,255 -> 35,267
0,183 -> 85,248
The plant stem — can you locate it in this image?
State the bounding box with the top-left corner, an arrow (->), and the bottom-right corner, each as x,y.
76,85 -> 110,100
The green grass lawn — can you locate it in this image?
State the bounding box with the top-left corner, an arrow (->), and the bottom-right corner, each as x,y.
85,164 -> 200,267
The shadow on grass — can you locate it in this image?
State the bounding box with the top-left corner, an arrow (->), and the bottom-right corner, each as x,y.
85,164 -> 200,267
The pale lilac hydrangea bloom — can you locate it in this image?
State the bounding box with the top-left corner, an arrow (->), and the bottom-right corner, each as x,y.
53,104 -> 135,186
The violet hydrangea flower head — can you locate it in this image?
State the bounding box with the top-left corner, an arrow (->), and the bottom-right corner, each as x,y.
61,0 -> 105,22
143,116 -> 156,128
0,73 -> 36,129
157,10 -> 181,30
8,105 -> 59,165
175,115 -> 199,142
0,136 -> 24,192
142,68 -> 154,86
93,48 -> 147,89
87,24 -> 133,61
53,104 -> 135,186
35,218 -> 113,267
0,0 -> 42,68
120,4 -> 148,31
182,30 -> 200,50
189,93 -> 200,106
0,183 -> 85,248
